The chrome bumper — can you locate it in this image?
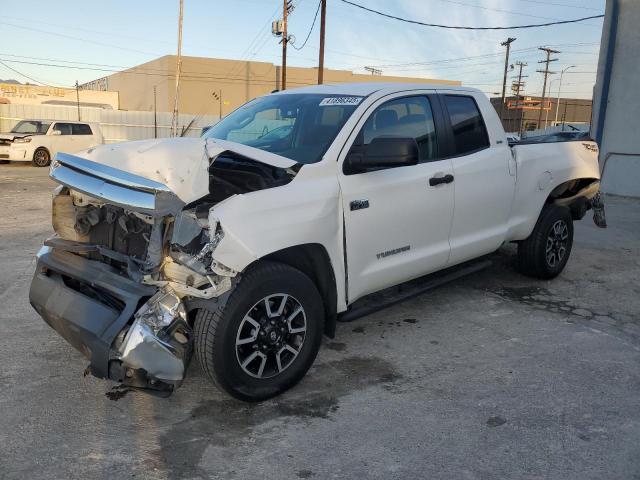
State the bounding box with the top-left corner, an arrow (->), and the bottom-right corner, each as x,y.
50,152 -> 184,216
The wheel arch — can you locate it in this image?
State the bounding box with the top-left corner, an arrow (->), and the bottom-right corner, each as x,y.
33,146 -> 51,159
507,175 -> 600,241
259,243 -> 338,339
545,177 -> 600,220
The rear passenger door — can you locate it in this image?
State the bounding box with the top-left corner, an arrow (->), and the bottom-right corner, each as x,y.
71,123 -> 96,150
437,92 -> 516,265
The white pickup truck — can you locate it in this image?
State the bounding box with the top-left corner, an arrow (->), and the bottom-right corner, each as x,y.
29,83 -> 605,400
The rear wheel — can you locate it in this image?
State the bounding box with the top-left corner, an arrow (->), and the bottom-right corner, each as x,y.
194,261 -> 324,401
517,204 -> 574,279
32,148 -> 51,167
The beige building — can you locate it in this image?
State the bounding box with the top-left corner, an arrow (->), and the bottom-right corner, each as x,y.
0,82 -> 119,109
82,55 -> 460,116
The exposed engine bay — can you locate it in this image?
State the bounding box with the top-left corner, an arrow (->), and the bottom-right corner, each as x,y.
42,150 -> 297,395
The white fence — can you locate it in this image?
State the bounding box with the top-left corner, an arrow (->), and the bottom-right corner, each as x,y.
0,104 -> 220,143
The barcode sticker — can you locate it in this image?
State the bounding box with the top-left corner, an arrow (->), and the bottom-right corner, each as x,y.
319,96 -> 363,107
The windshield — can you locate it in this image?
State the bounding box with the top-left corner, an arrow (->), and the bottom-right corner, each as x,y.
10,120 -> 51,134
204,93 -> 364,164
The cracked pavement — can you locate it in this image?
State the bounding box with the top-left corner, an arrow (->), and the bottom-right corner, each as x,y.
0,165 -> 639,480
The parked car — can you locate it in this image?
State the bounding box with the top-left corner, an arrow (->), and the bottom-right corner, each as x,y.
29,83 -> 605,401
0,119 -> 103,167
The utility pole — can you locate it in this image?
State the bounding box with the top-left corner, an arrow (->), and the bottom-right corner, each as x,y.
554,65 -> 575,126
281,0 -> 291,90
213,90 -> 223,119
171,0 -> 184,137
364,66 -> 382,76
512,61 -> 527,136
536,47 -> 559,130
512,62 -> 527,97
544,80 -> 553,127
75,80 -> 81,121
499,37 -> 516,123
153,85 -> 157,138
317,0 -> 327,84
273,1 -> 293,89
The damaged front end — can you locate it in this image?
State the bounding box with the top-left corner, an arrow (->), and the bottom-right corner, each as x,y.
30,146 -> 294,395
111,288 -> 193,394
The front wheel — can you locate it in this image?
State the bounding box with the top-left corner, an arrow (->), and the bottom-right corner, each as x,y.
194,261 -> 324,401
32,148 -> 51,167
517,204 -> 574,279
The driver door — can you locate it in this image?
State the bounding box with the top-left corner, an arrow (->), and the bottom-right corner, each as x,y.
338,94 -> 455,303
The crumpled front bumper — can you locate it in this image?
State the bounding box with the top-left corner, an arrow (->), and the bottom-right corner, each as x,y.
29,246 -> 192,394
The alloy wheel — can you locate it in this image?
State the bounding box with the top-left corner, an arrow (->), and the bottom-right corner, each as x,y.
33,150 -> 49,167
235,293 -> 307,379
545,219 -> 569,267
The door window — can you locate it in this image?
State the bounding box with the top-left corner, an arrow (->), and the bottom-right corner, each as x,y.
52,123 -> 73,135
359,96 -> 438,162
443,95 -> 490,155
72,123 -> 93,135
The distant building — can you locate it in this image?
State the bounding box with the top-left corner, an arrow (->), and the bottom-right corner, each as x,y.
0,82 -> 118,109
490,96 -> 592,134
81,55 -> 461,116
592,0 -> 640,197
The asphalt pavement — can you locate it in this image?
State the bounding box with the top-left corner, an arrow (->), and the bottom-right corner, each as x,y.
1,164 -> 639,480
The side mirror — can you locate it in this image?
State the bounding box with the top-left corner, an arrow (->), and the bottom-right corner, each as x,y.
346,137 -> 419,173
51,130 -> 62,136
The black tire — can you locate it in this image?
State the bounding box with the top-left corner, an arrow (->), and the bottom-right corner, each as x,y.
32,148 -> 51,167
194,261 -> 324,402
517,204 -> 574,279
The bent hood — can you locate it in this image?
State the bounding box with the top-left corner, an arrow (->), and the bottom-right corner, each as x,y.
76,137 -> 297,204
0,132 -> 33,141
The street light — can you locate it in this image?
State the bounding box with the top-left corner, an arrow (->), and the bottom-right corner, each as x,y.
554,65 -> 576,127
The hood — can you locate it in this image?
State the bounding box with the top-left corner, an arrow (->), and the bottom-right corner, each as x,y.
0,132 -> 33,141
75,137 -> 297,204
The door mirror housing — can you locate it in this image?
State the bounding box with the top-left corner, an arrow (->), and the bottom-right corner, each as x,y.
345,137 -> 419,174
51,130 -> 62,136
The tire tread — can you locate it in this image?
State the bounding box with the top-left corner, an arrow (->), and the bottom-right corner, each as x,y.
517,204 -> 573,279
193,261 -> 323,401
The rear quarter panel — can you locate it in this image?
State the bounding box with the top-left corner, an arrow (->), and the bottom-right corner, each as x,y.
506,140 -> 600,241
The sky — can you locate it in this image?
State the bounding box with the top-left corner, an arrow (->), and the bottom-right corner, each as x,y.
0,0 -> 605,99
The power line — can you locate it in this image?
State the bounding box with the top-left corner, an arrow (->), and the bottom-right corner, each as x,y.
516,0 -> 602,11
0,57 -> 321,88
227,4 -> 281,77
0,59 -> 60,87
291,0 -> 322,50
339,0 -> 603,30
365,43 -> 599,69
434,0 -> 599,25
0,22 -> 161,57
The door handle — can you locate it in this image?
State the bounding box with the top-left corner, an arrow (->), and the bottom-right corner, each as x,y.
429,174 -> 454,186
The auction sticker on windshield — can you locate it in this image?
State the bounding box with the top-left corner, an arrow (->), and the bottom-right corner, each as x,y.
319,96 -> 363,106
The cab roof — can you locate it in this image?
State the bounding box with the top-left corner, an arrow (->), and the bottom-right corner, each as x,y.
23,119 -> 98,125
274,82 -> 481,97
